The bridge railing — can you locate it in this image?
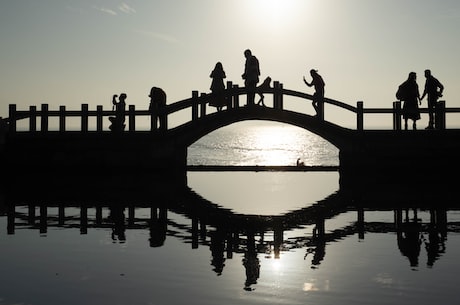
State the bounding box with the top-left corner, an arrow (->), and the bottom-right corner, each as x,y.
4,81 -> 457,133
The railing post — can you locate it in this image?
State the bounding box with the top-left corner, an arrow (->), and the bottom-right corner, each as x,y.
357,101 -> 363,131
233,85 -> 240,109
81,104 -> 88,132
279,82 -> 284,110
318,95 -> 324,120
192,91 -> 199,121
96,105 -> 103,132
30,106 -> 37,132
150,106 -> 157,132
41,104 -> 49,133
8,104 -> 17,132
200,93 -> 206,118
59,106 -> 66,132
435,100 -> 446,130
393,101 -> 402,130
128,105 -> 135,131
226,81 -> 233,110
160,106 -> 167,131
273,81 -> 280,109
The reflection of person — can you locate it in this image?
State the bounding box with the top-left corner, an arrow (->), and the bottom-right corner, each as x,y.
303,69 -> 325,117
242,49 -> 260,106
397,72 -> 421,130
396,209 -> 421,269
109,93 -> 127,131
256,76 -> 271,106
421,69 -> 444,129
149,87 -> 167,130
209,62 -> 227,111
242,232 -> 260,291
109,206 -> 126,243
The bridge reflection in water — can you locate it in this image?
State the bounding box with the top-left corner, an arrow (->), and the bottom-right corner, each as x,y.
1,170 -> 458,291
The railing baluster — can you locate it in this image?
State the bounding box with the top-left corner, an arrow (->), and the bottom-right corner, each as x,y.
96,105 -> 103,132
59,106 -> 66,132
30,106 -> 36,132
41,104 -> 48,133
81,104 -> 88,132
192,91 -> 199,121
200,93 -> 206,118
129,105 -> 135,131
273,81 -> 280,109
357,101 -> 363,131
436,100 -> 446,130
233,85 -> 239,109
8,104 -> 16,132
393,101 -> 402,130
226,81 -> 233,110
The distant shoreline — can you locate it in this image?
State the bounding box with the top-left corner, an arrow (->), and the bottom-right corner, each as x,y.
187,165 -> 339,172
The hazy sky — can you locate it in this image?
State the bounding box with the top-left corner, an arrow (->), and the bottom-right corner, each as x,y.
1,0 -> 459,128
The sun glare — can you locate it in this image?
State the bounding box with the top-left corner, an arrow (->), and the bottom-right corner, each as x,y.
244,0 -> 304,28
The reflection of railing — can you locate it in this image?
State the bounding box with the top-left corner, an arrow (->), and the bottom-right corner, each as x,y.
5,81 -> 459,133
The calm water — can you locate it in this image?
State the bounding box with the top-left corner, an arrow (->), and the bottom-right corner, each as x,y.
1,122 -> 459,305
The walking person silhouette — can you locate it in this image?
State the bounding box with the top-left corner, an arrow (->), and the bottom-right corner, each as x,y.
303,69 -> 325,118
241,49 -> 260,106
421,69 -> 444,129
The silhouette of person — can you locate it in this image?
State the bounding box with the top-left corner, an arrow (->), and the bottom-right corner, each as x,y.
242,231 -> 260,291
210,229 -> 226,275
109,205 -> 126,243
397,72 -> 421,130
396,209 -> 421,269
421,69 -> 444,129
209,62 -> 227,111
256,76 -> 271,106
303,69 -> 325,117
241,49 -> 260,106
109,93 -> 127,131
149,87 -> 167,130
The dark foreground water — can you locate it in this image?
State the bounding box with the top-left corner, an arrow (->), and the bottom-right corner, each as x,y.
1,123 -> 459,305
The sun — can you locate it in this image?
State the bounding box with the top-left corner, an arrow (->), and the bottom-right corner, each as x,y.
248,0 -> 301,22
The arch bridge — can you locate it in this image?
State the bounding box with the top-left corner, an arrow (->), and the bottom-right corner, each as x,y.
2,81 -> 460,185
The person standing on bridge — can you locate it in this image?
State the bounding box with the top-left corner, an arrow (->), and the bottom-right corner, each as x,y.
209,62 -> 227,111
242,49 -> 260,106
303,69 -> 325,118
109,93 -> 127,132
421,69 -> 444,129
149,87 -> 167,130
396,72 -> 421,130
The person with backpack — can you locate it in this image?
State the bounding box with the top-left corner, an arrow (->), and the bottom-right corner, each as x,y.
396,72 -> 421,130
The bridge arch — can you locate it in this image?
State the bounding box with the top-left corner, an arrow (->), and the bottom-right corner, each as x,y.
169,106 -> 355,151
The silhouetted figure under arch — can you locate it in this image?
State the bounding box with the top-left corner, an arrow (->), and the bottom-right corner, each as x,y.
303,69 -> 325,118
109,93 -> 127,132
149,87 -> 167,130
396,72 -> 421,130
209,62 -> 227,111
242,49 -> 260,106
421,69 -> 444,129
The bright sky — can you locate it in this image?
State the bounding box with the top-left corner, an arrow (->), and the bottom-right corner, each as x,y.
1,0 -> 459,128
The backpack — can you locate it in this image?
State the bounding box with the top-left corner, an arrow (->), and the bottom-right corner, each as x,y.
396,82 -> 407,100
